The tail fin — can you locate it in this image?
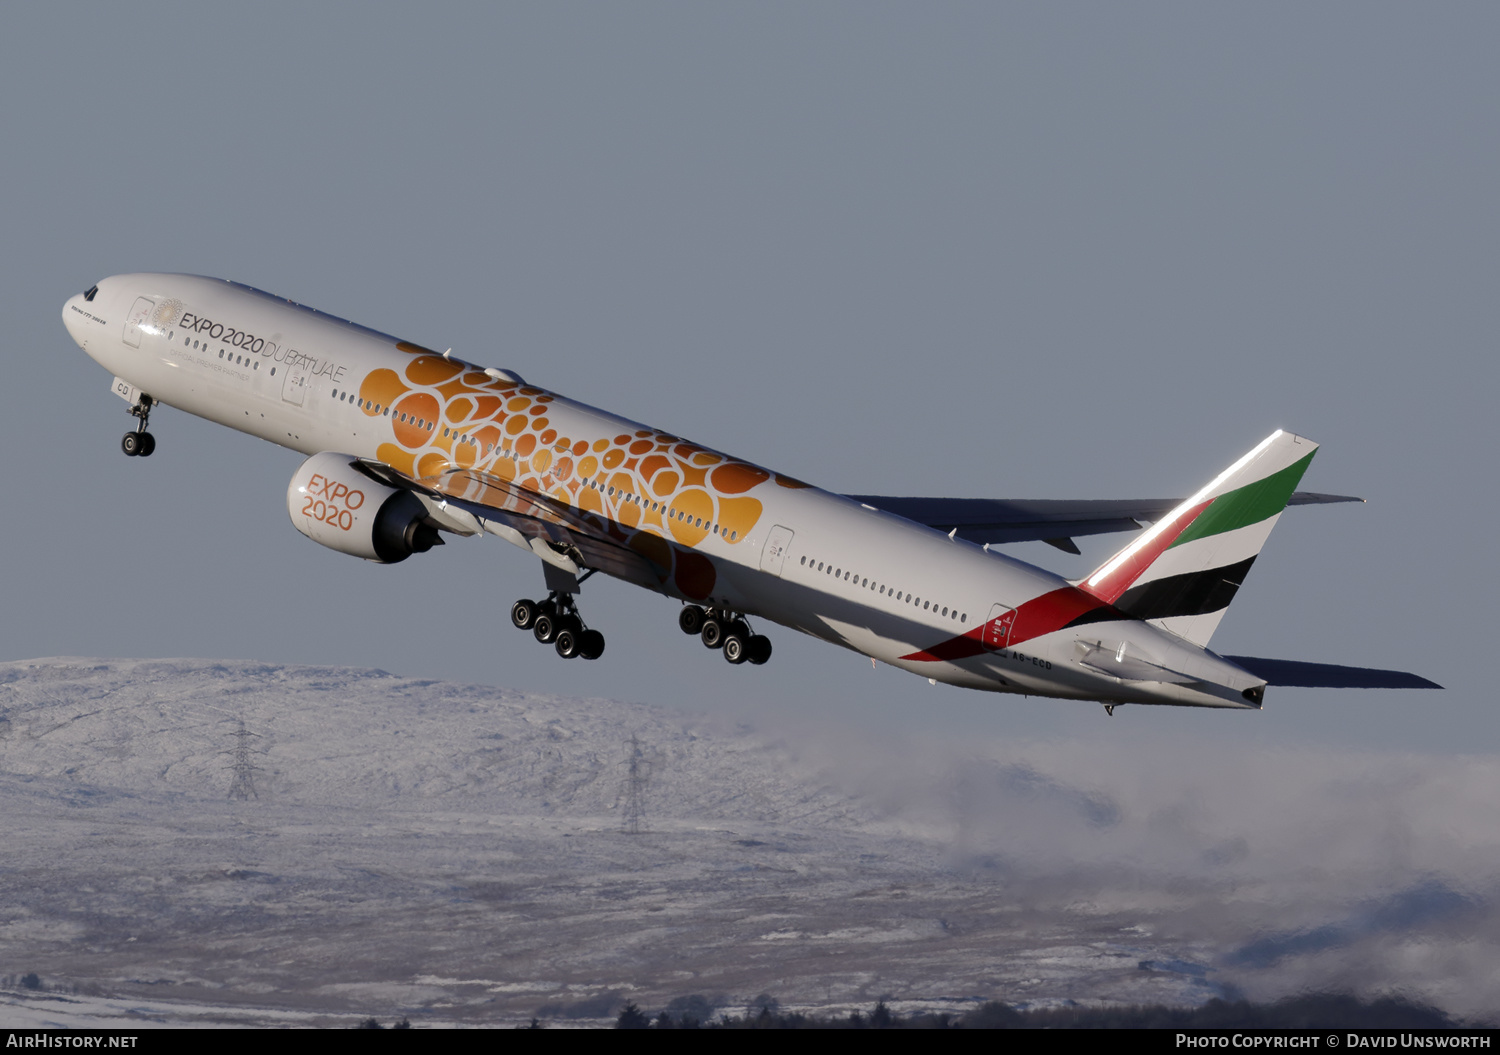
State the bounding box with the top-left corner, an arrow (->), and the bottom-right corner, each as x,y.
1079,430 -> 1317,646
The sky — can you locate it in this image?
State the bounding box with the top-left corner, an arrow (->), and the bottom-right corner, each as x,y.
2,2 -> 1496,756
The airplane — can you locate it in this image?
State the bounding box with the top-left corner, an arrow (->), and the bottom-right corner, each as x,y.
61,274 -> 1438,714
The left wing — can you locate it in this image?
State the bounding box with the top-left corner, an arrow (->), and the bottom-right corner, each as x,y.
355,460 -> 669,589
846,492 -> 1363,554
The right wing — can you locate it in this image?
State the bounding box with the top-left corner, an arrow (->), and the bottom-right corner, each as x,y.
845,492 -> 1363,553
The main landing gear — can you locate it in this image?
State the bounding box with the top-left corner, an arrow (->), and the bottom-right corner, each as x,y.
511,592 -> 605,660
121,396 -> 156,458
678,605 -> 772,666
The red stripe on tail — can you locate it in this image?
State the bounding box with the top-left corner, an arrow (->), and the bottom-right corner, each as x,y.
1080,498 -> 1211,604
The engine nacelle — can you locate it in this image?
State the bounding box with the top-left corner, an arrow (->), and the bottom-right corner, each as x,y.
287,452 -> 442,563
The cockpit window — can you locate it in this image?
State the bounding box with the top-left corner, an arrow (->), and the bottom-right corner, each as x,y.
83,285 -> 98,302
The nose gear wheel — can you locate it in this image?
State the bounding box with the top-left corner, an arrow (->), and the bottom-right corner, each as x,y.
121,395 -> 157,457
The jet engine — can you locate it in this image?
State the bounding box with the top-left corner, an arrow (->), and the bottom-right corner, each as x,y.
287,452 -> 442,563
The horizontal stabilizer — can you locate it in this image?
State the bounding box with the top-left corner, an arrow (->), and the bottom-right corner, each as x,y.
1286,491 -> 1364,507
1222,656 -> 1442,690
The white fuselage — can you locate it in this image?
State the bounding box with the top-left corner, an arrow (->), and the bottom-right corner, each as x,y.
62,273 -> 1262,709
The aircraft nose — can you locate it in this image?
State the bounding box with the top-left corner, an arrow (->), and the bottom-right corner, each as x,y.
61,282 -> 102,348
61,293 -> 84,342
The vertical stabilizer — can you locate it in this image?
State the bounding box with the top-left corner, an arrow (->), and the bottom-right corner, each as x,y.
1079,431 -> 1316,646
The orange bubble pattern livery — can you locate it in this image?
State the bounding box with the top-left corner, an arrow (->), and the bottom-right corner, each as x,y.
358,343 -> 804,599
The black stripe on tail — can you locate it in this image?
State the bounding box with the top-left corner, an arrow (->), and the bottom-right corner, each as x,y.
1115,556 -> 1257,621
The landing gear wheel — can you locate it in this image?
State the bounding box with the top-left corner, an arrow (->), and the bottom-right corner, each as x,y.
579,629 -> 605,660
533,611 -> 559,644
722,633 -> 750,665
511,599 -> 538,630
700,617 -> 725,650
555,625 -> 582,659
123,396 -> 155,457
529,591 -> 601,659
678,605 -> 705,635
747,635 -> 772,665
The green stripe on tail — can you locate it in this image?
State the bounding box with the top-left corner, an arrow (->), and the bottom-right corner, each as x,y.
1168,451 -> 1315,549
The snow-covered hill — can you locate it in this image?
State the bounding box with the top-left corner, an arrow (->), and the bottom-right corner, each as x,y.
0,658 -> 1216,1026
0,659 -> 1494,1027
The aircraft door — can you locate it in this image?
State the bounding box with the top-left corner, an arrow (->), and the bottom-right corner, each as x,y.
281,359 -> 310,406
121,297 -> 154,348
982,603 -> 1016,651
760,525 -> 795,577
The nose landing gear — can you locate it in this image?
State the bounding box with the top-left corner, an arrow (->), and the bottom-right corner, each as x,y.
679,605 -> 771,666
511,593 -> 604,660
121,396 -> 156,457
